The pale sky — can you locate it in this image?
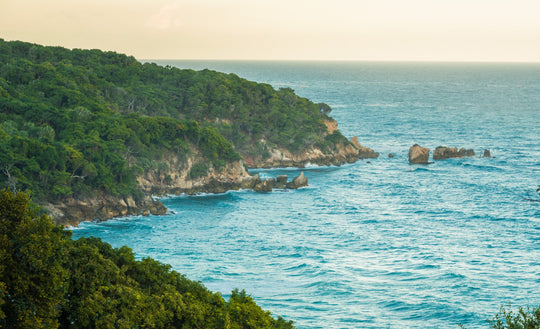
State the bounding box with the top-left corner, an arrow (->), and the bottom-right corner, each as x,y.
1,0 -> 539,62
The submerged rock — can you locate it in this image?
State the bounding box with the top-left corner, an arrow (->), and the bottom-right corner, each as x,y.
408,144 -> 430,164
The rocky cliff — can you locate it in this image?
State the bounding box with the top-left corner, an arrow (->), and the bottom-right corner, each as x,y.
49,153 -> 312,226
243,119 -> 378,168
47,118 -> 376,226
45,194 -> 167,227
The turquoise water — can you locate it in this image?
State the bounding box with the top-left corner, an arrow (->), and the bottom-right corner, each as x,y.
73,62 -> 540,328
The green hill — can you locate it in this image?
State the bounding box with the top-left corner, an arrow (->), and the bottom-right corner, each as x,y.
0,39 -> 373,224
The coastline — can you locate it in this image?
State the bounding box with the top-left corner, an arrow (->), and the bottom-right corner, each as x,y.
49,136 -> 378,227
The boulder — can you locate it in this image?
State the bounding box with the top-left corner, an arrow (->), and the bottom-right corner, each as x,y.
240,174 -> 261,189
148,200 -> 167,216
408,144 -> 430,164
388,153 -> 395,158
350,136 -> 379,159
460,148 -> 475,157
274,175 -> 288,189
287,172 -> 308,189
433,146 -> 475,160
254,178 -> 275,192
276,175 -> 288,184
483,149 -> 491,158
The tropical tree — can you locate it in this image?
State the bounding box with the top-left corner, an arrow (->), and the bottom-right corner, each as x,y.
0,189 -> 68,329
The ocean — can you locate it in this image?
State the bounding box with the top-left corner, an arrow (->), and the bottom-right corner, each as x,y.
72,61 -> 540,328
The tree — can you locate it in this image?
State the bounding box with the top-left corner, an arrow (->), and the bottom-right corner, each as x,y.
460,304 -> 540,329
488,304 -> 540,329
0,189 -> 68,329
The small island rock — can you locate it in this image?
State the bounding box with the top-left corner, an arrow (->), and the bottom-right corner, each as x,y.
433,146 -> 475,160
287,172 -> 308,189
408,144 -> 430,164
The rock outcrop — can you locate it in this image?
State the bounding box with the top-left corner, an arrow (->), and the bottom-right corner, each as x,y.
408,144 -> 430,164
49,153 -> 310,226
243,119 -> 378,168
483,149 -> 491,158
286,172 -> 308,189
253,178 -> 275,192
433,146 -> 475,160
47,194 -> 167,227
275,175 -> 288,189
244,136 -> 378,168
350,136 -> 380,159
251,173 -> 308,191
324,119 -> 338,134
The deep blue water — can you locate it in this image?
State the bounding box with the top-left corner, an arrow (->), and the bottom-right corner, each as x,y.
73,62 -> 540,328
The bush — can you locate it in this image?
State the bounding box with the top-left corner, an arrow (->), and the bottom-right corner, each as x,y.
188,162 -> 208,179
488,304 -> 540,329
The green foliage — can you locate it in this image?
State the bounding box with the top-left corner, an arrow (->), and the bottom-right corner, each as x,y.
189,163 -> 209,179
0,38 -> 348,207
0,39 -> 345,161
0,39 -> 245,202
0,190 -> 295,328
459,304 -> 540,329
487,304 -> 540,329
0,190 -> 68,329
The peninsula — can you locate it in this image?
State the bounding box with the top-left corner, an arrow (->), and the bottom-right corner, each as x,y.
0,39 -> 377,226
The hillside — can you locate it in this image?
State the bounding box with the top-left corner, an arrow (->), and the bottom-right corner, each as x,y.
0,189 -> 295,329
0,39 -> 376,224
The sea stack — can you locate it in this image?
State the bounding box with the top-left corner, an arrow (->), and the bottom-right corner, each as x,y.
287,172 -> 308,189
408,144 -> 430,164
433,146 -> 475,160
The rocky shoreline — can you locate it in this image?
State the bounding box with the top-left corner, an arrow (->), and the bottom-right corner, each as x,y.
48,127 -> 379,227
244,136 -> 379,168
49,140 -> 493,227
49,169 -> 310,227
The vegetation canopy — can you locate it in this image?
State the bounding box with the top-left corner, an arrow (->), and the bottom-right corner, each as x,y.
0,189 -> 295,329
0,39 -> 347,205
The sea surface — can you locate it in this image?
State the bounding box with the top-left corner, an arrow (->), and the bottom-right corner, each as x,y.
73,61 -> 540,328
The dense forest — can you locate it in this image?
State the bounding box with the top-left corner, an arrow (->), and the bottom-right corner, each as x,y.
0,39 -> 348,206
0,189 -> 294,328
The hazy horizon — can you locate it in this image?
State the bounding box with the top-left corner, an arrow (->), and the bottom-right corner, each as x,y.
2,0 -> 540,63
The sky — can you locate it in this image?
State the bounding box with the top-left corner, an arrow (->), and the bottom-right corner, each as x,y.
1,0 -> 539,62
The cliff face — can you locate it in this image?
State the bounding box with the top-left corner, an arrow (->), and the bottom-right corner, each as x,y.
45,194 -> 167,228
138,155 -> 252,195
48,155 -> 255,227
244,141 -> 377,168
244,120 -> 379,168
48,119 -> 377,227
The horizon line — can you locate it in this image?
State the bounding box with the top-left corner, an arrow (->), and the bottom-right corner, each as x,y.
143,58 -> 540,64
